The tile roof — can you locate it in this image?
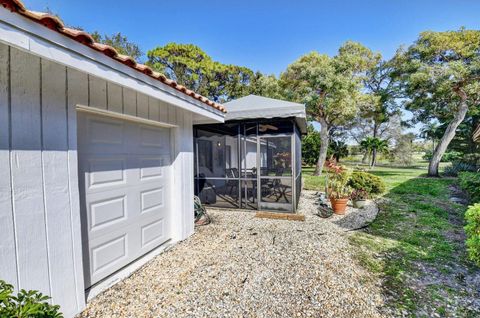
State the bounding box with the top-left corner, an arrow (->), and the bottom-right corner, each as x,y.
474,124 -> 480,143
0,0 -> 226,113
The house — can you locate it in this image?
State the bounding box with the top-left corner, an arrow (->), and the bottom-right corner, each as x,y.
194,95 -> 306,213
0,1 -> 225,317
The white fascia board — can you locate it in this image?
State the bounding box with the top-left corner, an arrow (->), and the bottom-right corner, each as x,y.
0,7 -> 224,123
225,108 -> 306,121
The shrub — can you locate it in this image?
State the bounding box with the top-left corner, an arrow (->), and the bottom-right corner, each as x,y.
0,280 -> 62,318
423,150 -> 463,162
462,153 -> 480,167
465,203 -> 480,266
459,172 -> 480,203
348,171 -> 386,197
443,161 -> 477,177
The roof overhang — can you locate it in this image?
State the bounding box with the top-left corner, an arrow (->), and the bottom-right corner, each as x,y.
224,95 -> 307,134
0,6 -> 224,123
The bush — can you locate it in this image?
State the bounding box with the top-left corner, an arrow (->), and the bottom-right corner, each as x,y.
459,172 -> 480,203
465,203 -> 480,266
462,153 -> 480,167
0,280 -> 62,317
348,171 -> 386,197
423,150 -> 463,162
302,125 -> 320,166
443,161 -> 477,177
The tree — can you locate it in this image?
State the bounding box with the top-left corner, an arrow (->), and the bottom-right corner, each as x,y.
328,140 -> 349,162
360,137 -> 374,164
347,56 -> 404,163
420,122 -> 440,153
394,29 -> 480,176
302,124 -> 321,166
391,133 -> 415,166
281,42 -> 378,175
91,32 -> 142,61
360,137 -> 389,167
442,115 -> 480,156
42,7 -> 144,61
146,43 -> 259,102
222,65 -> 256,100
147,43 -> 215,96
250,73 -> 283,99
355,58 -> 401,139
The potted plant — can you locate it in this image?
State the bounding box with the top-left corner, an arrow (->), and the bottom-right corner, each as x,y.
326,161 -> 352,215
351,189 -> 368,209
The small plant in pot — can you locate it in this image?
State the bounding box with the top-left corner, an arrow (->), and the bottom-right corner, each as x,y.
326,161 -> 352,215
351,189 -> 368,209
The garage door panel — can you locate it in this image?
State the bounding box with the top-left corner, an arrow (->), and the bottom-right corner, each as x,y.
140,186 -> 165,213
140,218 -> 167,250
133,124 -> 170,155
82,155 -> 168,194
85,190 -> 138,237
79,114 -> 128,155
90,233 -> 128,275
81,156 -> 128,190
138,156 -> 169,181
89,195 -> 127,231
88,230 -> 136,285
78,112 -> 172,288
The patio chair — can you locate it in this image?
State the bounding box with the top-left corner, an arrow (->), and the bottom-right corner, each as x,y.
263,167 -> 291,203
225,168 -> 239,197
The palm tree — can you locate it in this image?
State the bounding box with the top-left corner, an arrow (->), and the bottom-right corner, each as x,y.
360,137 -> 389,167
328,140 -> 349,162
420,122 -> 440,153
360,137 -> 374,164
369,138 -> 389,167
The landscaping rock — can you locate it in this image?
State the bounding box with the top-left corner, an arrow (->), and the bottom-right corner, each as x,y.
79,191 -> 384,318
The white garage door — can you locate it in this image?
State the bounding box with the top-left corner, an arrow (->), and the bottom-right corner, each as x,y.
77,112 -> 172,287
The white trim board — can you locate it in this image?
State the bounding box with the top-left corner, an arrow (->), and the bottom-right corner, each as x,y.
76,105 -> 178,128
0,7 -> 224,123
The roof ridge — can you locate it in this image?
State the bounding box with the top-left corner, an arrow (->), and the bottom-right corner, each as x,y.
0,0 -> 226,113
224,94 -> 304,107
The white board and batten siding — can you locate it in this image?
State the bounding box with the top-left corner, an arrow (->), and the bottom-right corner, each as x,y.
0,42 -> 195,317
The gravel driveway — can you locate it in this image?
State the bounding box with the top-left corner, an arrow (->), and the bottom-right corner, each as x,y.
79,191 -> 385,318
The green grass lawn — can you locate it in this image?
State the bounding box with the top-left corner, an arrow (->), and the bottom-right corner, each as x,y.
303,164 -> 478,317
302,163 -> 431,191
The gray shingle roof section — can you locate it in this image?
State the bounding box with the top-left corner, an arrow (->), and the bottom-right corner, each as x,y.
224,95 -> 307,133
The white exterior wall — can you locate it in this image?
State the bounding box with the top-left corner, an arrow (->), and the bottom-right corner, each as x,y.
0,42 -> 195,317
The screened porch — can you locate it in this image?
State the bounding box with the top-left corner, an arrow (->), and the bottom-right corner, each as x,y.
194,119 -> 302,212
194,95 -> 306,213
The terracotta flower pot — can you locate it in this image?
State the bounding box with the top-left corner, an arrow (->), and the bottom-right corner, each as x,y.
330,197 -> 349,215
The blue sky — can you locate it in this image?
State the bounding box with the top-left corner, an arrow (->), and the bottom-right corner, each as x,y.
22,0 -> 480,75
20,0 -> 480,139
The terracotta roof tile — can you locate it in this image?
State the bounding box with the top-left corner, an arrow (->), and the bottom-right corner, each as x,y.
0,0 -> 226,113
135,64 -> 154,75
91,42 -> 119,57
115,54 -> 137,67
62,27 -> 95,45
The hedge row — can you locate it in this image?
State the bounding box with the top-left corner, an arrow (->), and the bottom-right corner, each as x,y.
459,172 -> 480,203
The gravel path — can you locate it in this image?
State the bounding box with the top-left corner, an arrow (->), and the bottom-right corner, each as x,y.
79,191 -> 385,318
